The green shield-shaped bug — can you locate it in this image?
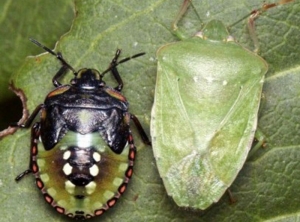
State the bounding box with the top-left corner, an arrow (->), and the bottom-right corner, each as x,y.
151,0 -> 293,209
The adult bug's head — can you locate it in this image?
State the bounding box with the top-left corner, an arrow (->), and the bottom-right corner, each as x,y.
70,68 -> 105,89
196,20 -> 232,42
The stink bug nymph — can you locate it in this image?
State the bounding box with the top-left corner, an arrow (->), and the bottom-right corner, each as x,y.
12,38 -> 151,220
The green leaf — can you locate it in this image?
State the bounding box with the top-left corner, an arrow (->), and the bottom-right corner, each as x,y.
1,0 -> 299,221
0,0 -> 74,129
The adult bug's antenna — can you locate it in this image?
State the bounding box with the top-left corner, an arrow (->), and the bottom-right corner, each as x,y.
100,51 -> 145,76
29,38 -> 77,74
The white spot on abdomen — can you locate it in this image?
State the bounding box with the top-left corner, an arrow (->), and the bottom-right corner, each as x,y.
89,164 -> 99,177
63,150 -> 71,160
63,163 -> 73,175
93,152 -> 101,162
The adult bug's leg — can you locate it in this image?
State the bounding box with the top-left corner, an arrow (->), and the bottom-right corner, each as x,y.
29,38 -> 77,87
226,190 -> 237,205
10,104 -> 44,128
130,114 -> 151,146
248,0 -> 294,52
248,129 -> 266,159
15,122 -> 41,181
172,0 -> 194,40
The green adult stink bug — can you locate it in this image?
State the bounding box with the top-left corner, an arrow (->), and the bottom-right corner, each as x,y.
151,0 -> 293,209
